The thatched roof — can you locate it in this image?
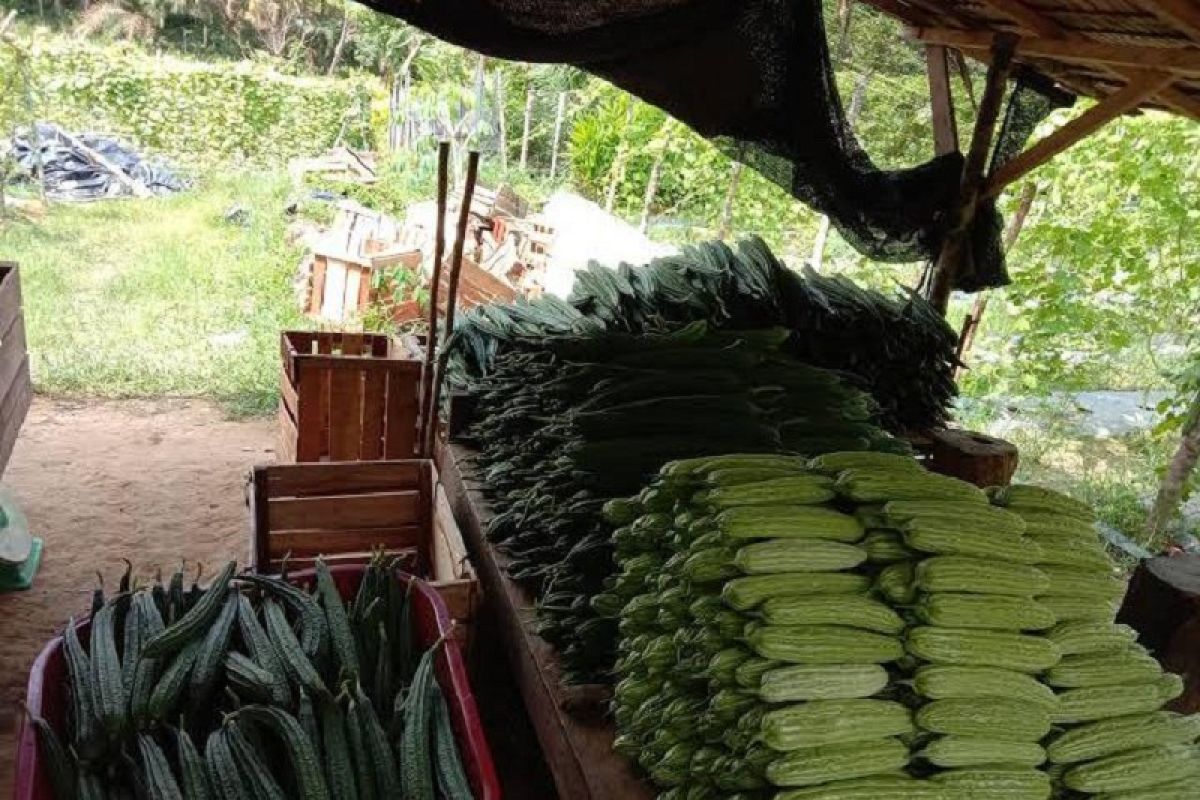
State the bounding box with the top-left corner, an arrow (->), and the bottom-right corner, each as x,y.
861,0 -> 1200,120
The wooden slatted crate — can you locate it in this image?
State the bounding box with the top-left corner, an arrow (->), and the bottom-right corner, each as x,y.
279,331 -> 421,463
0,263 -> 32,477
247,460 -> 479,646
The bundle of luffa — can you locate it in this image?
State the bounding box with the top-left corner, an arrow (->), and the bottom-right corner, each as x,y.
463,322 -> 909,684
449,237 -> 958,433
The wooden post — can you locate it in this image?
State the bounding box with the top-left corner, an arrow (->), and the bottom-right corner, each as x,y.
426,152 -> 480,456
717,161 -> 744,240
495,70 -> 508,171
520,85 -> 534,170
420,143 -> 451,457
549,91 -> 567,179
926,45 -> 959,155
927,33 -> 1019,315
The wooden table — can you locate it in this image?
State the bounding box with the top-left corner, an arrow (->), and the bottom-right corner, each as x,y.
437,443 -> 654,800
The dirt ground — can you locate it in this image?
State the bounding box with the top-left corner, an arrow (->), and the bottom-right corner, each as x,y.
0,397 -> 276,792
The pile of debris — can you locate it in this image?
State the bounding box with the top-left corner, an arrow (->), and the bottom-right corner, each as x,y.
295,181 -> 553,325
7,123 -> 186,201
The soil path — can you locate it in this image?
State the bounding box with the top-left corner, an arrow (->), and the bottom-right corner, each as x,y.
0,397 -> 276,792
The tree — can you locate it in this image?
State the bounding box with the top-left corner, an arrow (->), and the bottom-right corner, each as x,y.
1147,352 -> 1200,544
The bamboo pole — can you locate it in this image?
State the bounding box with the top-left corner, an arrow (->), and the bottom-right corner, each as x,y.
419,142 -> 451,457
519,86 -> 534,169
495,70 -> 508,171
425,150 -> 480,457
550,91 -> 567,179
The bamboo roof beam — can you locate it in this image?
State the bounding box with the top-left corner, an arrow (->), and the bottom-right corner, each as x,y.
983,70 -> 1176,196
908,27 -> 1200,76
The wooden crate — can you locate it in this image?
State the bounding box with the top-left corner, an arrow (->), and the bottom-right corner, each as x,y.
247,460 -> 479,645
306,247 -> 422,323
279,331 -> 421,463
0,263 -> 31,477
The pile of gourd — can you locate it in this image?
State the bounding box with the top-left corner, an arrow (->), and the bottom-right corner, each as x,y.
606,451 -> 1200,800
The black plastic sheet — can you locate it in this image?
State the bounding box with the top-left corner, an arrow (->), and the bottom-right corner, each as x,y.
9,123 -> 187,202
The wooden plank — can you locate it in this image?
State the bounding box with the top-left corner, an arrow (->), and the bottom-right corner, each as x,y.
984,71 -> 1177,196
0,265 -> 23,340
437,443 -> 654,800
855,0 -> 931,26
433,483 -> 471,581
0,316 -> 29,406
356,263 -> 373,312
276,405 -> 298,463
293,361 -> 326,462
0,357 -> 30,478
321,259 -> 349,322
926,45 -> 960,155
290,355 -> 418,373
327,367 -> 363,461
308,256 -> 327,316
279,362 -> 299,417
360,368 -> 386,460
269,490 -> 421,530
384,364 -> 420,458
344,267 -> 363,320
909,26 -> 1200,77
250,468 -> 271,570
267,527 -> 423,558
263,461 -> 423,497
270,550 -> 420,573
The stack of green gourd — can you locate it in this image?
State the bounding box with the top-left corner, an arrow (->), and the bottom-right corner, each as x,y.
988,486 -> 1200,798
608,451 -> 1200,800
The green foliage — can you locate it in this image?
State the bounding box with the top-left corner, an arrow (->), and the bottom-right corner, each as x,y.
962,111 -> 1200,398
27,39 -> 381,165
0,169 -> 306,416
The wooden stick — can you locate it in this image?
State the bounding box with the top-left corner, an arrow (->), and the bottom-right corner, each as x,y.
424,150 -> 480,457
1139,0 -> 1200,45
419,142 -> 450,457
984,71 -> 1177,196
928,33 -> 1018,314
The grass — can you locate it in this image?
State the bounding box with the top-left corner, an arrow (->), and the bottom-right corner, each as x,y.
0,169 -> 307,416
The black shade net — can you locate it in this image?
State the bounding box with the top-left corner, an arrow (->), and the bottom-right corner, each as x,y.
362,0 -> 1073,291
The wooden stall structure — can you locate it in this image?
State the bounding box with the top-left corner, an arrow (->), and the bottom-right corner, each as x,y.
278,331 -> 421,463
853,0 -> 1200,315
248,459 -> 479,646
437,443 -> 654,800
0,263 -> 31,477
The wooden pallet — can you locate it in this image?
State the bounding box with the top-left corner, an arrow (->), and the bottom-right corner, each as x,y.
0,263 -> 31,477
248,459 -> 479,647
279,331 -> 421,463
436,443 -> 654,800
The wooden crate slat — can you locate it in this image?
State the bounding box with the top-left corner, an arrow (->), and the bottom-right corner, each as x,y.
327,368 -> 363,460
360,368 -> 387,461
267,527 -> 423,558
269,490 -> 420,530
276,550 -> 420,571
384,364 -> 419,458
0,357 -> 31,478
279,365 -> 298,417
262,462 -> 423,496
293,362 -> 327,462
276,406 -> 298,463
0,265 -> 23,343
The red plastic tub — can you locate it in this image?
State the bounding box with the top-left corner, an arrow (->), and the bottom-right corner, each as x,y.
14,566 -> 501,800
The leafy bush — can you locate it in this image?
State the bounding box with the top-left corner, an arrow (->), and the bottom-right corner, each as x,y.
27,40 -> 382,165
